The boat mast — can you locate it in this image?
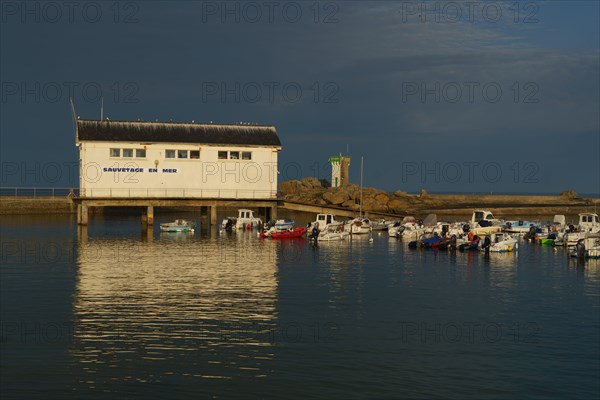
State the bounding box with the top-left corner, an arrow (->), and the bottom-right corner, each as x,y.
359,156 -> 363,217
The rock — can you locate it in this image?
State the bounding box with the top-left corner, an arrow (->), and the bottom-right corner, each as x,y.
317,198 -> 327,205
279,180 -> 302,196
323,190 -> 350,205
302,177 -> 324,189
419,188 -> 428,197
560,190 -> 580,199
388,198 -> 408,213
394,190 -> 408,197
374,193 -> 390,205
342,199 -> 356,208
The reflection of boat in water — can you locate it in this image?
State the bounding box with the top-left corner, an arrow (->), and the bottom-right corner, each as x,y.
160,219 -> 195,232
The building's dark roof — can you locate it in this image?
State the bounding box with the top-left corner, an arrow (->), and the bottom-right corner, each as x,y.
76,120 -> 281,147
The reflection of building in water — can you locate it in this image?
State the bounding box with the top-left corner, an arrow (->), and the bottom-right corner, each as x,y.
72,237 -> 278,387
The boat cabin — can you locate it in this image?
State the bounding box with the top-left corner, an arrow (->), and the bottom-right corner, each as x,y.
578,213 -> 600,231
314,214 -> 338,230
472,210 -> 496,223
235,209 -> 262,229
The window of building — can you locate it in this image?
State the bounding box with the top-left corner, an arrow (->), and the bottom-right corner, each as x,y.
178,150 -> 188,159
242,151 -> 252,160
190,150 -> 200,159
218,151 -> 228,160
136,149 -> 146,158
123,149 -> 134,158
165,150 -> 176,159
229,151 -> 240,160
110,148 -> 120,157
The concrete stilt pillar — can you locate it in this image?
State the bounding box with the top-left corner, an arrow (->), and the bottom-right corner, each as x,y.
270,204 -> 277,221
210,205 -> 218,232
78,205 -> 88,225
147,206 -> 154,224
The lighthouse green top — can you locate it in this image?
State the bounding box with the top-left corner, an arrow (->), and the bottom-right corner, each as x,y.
328,153 -> 342,164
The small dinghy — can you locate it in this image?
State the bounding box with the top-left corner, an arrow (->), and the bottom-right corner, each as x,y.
271,227 -> 307,239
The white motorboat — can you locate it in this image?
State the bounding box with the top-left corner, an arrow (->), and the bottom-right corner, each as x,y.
235,209 -> 262,229
371,219 -> 391,231
484,232 -> 518,252
570,233 -> 600,259
560,213 -> 600,247
388,220 -> 404,238
310,214 -> 341,232
469,210 -> 503,235
318,222 -> 350,241
345,217 -> 372,234
503,219 -> 540,234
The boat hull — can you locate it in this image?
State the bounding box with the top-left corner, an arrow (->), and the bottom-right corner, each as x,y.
271,227 -> 307,239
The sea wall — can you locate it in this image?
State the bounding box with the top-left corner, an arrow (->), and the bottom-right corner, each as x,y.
0,197 -> 76,215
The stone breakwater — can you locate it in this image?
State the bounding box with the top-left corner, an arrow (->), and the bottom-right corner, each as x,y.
279,178 -> 599,216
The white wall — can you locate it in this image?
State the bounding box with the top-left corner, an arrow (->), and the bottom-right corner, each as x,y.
79,141 -> 279,198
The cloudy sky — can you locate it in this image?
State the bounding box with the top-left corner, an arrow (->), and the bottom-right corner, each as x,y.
1,1 -> 598,195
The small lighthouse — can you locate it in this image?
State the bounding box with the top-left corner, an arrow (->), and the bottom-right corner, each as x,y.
328,153 -> 351,188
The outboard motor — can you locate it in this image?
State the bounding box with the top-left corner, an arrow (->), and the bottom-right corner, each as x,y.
397,225 -> 405,238
483,236 -> 491,253
310,226 -> 320,239
463,224 -> 470,234
449,234 -> 457,252
225,218 -> 234,232
525,225 -> 536,241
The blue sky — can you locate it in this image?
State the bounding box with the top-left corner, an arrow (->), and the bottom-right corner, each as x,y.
1,1 -> 599,195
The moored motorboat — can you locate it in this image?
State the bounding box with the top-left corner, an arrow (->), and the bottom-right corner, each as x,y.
469,210 -> 502,235
503,219 -> 540,234
317,222 -> 350,241
570,233 -> 600,259
484,232 -> 518,252
345,217 -> 372,234
235,209 -> 262,230
160,219 -> 195,232
371,219 -> 390,231
271,227 -> 307,239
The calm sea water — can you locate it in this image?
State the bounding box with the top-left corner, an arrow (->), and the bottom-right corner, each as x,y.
1,212 -> 599,399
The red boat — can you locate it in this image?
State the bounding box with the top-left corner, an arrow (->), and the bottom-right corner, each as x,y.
271,227 -> 307,239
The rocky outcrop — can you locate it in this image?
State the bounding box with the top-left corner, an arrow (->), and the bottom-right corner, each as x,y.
279,178 -> 407,214
278,178 -> 600,216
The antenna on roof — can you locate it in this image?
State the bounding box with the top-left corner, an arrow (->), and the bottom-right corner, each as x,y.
100,96 -> 104,121
69,97 -> 78,143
